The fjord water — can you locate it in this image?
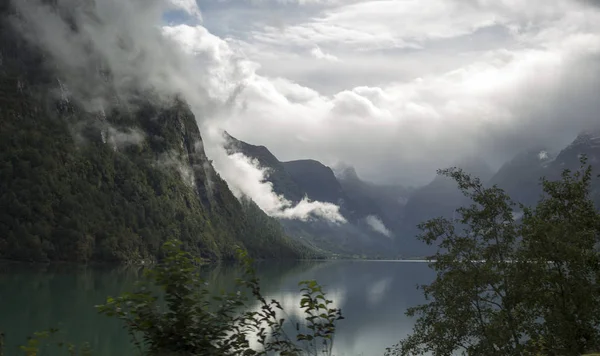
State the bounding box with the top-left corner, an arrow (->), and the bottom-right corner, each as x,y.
0,261 -> 434,356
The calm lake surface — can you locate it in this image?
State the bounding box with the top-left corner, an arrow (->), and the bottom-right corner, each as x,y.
0,260 -> 434,356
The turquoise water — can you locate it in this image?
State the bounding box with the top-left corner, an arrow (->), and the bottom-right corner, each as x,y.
0,260 -> 434,355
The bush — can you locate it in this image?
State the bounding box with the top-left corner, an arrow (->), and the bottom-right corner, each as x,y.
4,240 -> 343,356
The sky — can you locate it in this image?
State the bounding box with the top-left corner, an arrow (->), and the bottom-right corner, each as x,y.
178,0 -> 600,185
11,0 -> 600,221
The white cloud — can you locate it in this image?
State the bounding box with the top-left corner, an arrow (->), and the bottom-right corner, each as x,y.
168,0 -> 202,20
157,151 -> 197,188
106,127 -> 145,150
365,215 -> 392,237
208,0 -> 600,184
250,0 -> 508,52
215,37 -> 600,183
310,46 -> 339,61
203,129 -> 346,222
247,0 -> 345,4
160,24 -> 257,102
14,0 -> 600,196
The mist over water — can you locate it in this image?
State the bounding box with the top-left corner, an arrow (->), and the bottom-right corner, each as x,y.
0,261 -> 434,355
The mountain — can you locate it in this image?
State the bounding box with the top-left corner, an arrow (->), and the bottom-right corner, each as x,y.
282,160 -> 345,204
490,130 -> 600,208
388,133 -> 600,257
553,129 -> 600,172
402,157 -> 493,226
488,147 -> 554,207
224,132 -> 346,205
335,165 -> 411,234
224,134 -> 403,258
0,0 -> 310,262
224,126 -> 600,259
223,131 -> 305,202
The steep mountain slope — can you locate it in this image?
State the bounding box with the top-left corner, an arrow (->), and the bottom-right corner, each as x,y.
223,131 -> 305,202
0,0 -> 309,262
553,129 -> 600,172
393,134 -> 600,257
398,158 -> 494,256
282,160 -> 346,204
402,157 -> 493,226
224,134 -> 401,257
335,166 -> 410,233
488,148 -> 554,207
490,130 -> 600,208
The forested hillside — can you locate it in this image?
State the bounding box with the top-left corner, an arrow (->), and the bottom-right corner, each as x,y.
0,0 -> 311,262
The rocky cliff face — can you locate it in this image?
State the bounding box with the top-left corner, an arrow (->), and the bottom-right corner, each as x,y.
0,0 -> 308,262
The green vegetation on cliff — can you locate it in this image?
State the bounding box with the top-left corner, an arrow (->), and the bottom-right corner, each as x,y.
0,0 -> 309,262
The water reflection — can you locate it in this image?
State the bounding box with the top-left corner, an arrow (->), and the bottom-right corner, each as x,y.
0,261 -> 434,356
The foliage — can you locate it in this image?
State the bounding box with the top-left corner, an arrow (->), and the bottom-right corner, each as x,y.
519,161 -> 600,354
94,239 -> 343,355
14,329 -> 92,356
295,280 -> 344,355
0,4 -> 310,263
387,156 -> 600,356
0,240 -> 343,355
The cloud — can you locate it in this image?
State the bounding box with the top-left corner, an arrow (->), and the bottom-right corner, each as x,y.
244,0 -> 345,4
168,0 -> 202,20
310,46 -> 339,61
249,0 -> 505,51
365,215 -> 392,237
9,0 -> 349,222
203,129 -> 346,222
160,24 -> 255,102
105,127 -> 146,150
198,0 -> 600,185
13,0 -> 600,196
157,151 -> 197,188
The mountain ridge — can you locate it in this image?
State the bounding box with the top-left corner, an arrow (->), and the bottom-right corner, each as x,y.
225,128 -> 600,258
224,132 -> 411,258
0,0 -> 311,262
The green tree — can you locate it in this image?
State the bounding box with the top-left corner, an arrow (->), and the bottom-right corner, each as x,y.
95,239 -> 343,356
388,157 -> 600,356
519,160 -> 600,354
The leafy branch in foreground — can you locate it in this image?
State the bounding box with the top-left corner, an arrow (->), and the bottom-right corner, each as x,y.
0,241 -> 343,356
387,156 -> 600,356
14,328 -> 92,356
94,240 -> 344,356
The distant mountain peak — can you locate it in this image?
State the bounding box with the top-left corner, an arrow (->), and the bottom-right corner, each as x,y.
222,130 -> 234,141
571,128 -> 600,149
